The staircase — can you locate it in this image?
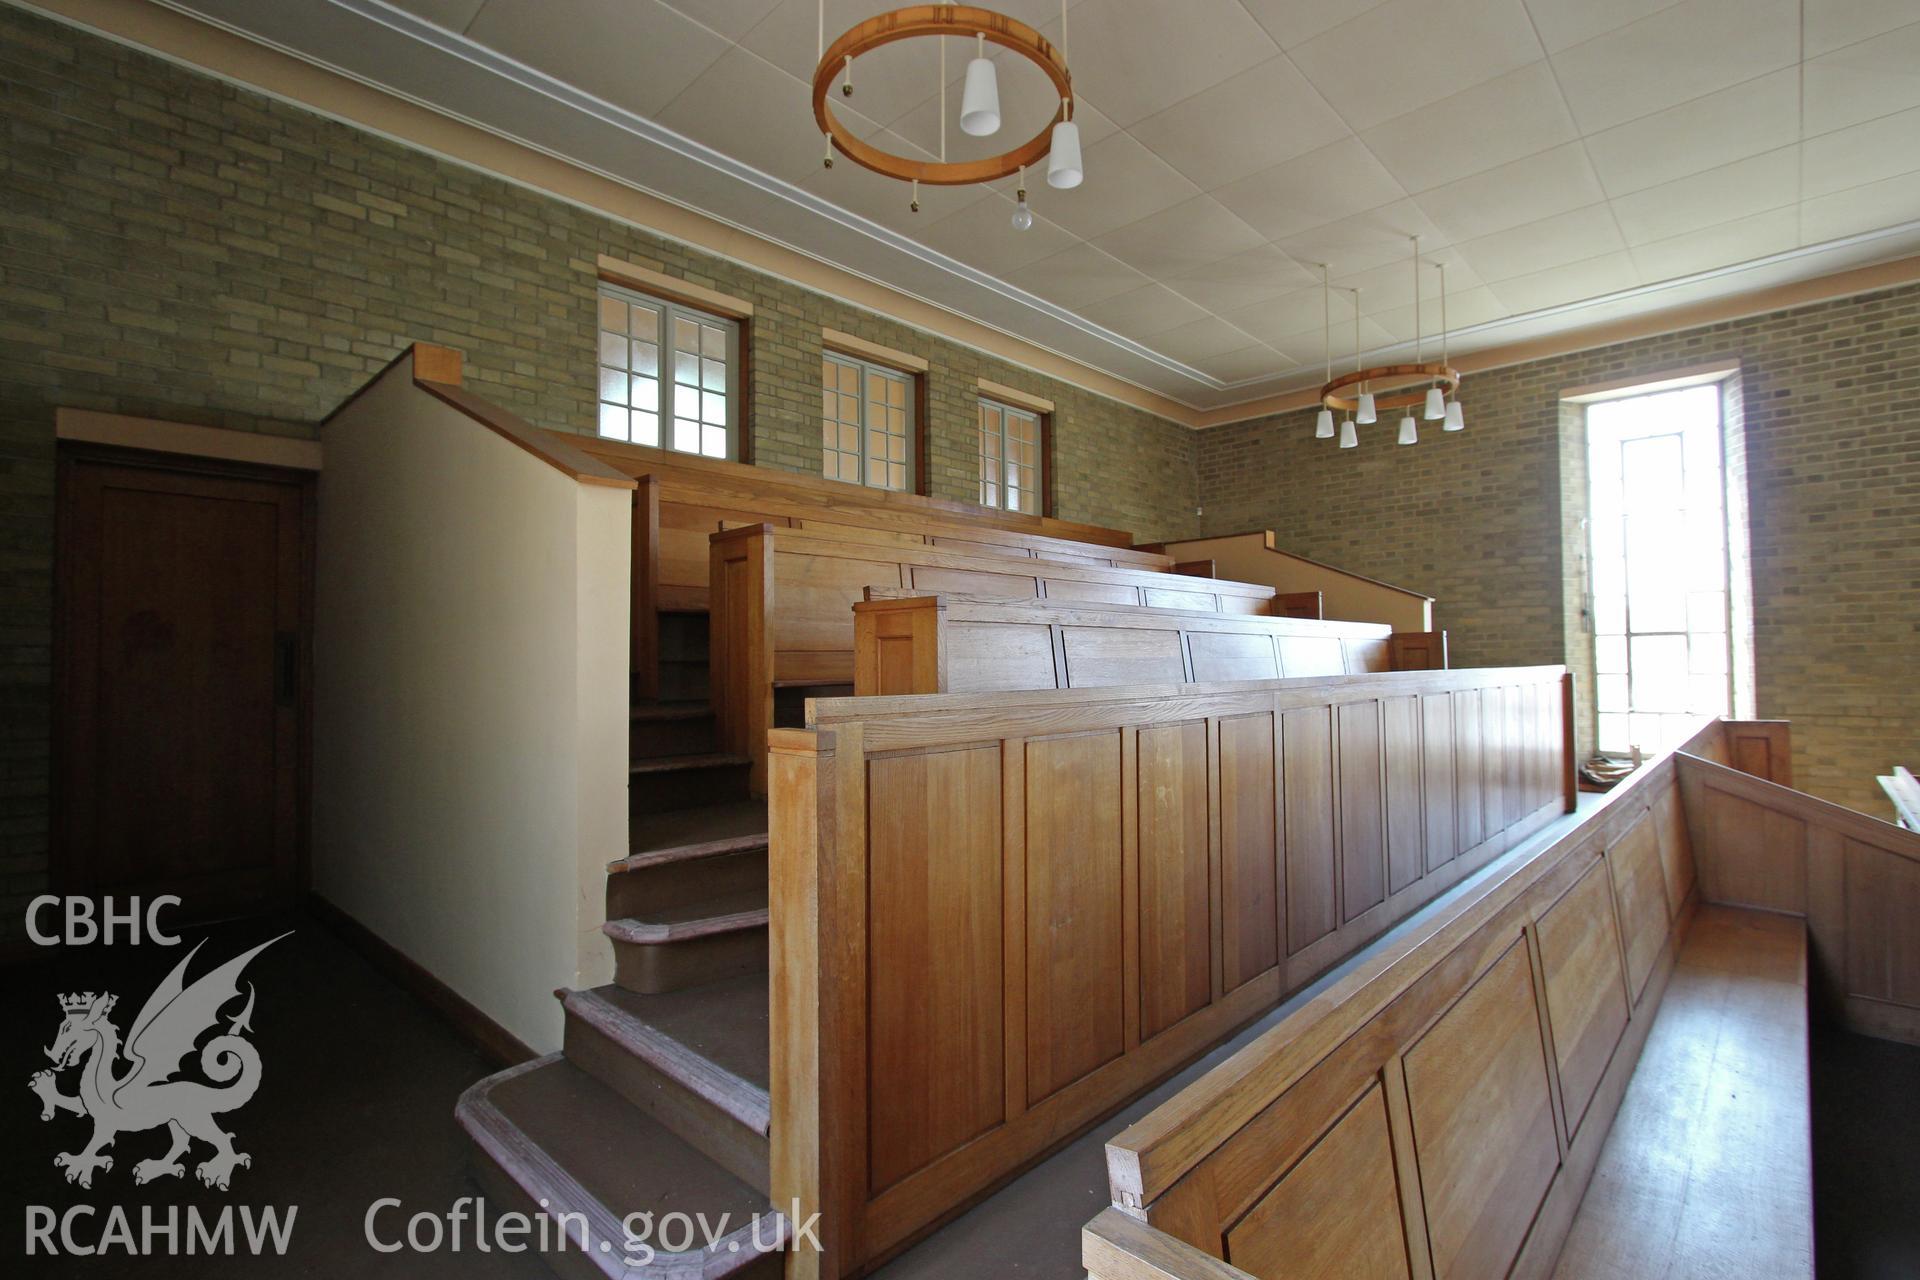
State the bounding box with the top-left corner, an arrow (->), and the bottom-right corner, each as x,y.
458,610 -> 788,1278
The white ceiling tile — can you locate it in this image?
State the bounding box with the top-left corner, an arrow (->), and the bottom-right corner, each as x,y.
1044,0 -> 1278,127
1629,207 -> 1802,282
1608,146 -> 1801,243
1193,343 -> 1297,383
1361,61 -> 1578,194
657,0 -> 785,41
1149,315 -> 1270,367
381,0 -> 489,31
1236,0 -> 1392,50
1804,0 -> 1920,56
1036,131 -> 1201,240
1273,200 -> 1456,277
888,51 -> 1117,159
1162,245 -> 1318,316
465,0 -> 732,117
1126,57 -> 1350,192
1334,250 -> 1486,315
1803,104 -> 1920,197
1414,142 -> 1604,243
1520,0 -> 1684,54
1804,21 -> 1920,136
1583,68 -> 1799,197
1008,242 -> 1154,309
1091,197 -> 1267,278
1548,0 -> 1800,134
1489,250 -> 1640,311
1800,168 -> 1920,243
1289,0 -> 1546,133
1214,137 -> 1408,241
1076,283 -> 1213,340
1222,286 -> 1362,349
1455,204 -> 1625,282
1366,288 -> 1509,346
797,128 -> 994,235
740,0 -> 943,124
657,47 -> 880,186
917,195 -> 1082,276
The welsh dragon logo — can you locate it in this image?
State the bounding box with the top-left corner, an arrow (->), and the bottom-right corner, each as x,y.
28,934 -> 287,1191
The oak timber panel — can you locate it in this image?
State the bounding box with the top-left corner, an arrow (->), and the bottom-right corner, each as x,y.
909,564 -> 1039,600
1061,626 -> 1187,688
1137,722 -> 1213,1041
1025,732 -> 1127,1104
774,551 -> 903,654
1221,1083 -> 1412,1280
1504,683 -> 1526,831
1144,586 -> 1219,611
1402,939 -> 1560,1280
1045,578 -> 1144,606
1453,689 -> 1483,853
1187,631 -> 1280,684
946,621 -> 1056,694
1383,696 -> 1424,897
1345,637 -> 1392,674
1536,859 -> 1631,1144
1339,701 -> 1387,923
929,534 -> 1034,559
1480,686 -> 1505,847
866,745 -> 1006,1192
1277,635 -> 1346,678
1218,714 -> 1280,994
1217,596 -> 1269,616
1422,693 -> 1457,873
1283,706 -> 1339,954
1610,811 -> 1672,1003
1843,839 -> 1920,1008
1701,786 -> 1808,914
800,518 -> 927,549
1652,787 -> 1696,917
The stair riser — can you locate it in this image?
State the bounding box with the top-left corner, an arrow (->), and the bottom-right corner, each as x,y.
630,714 -> 719,760
658,613 -> 710,664
658,660 -> 710,703
630,762 -> 750,813
611,928 -> 767,995
607,848 -> 768,920
563,1015 -> 770,1197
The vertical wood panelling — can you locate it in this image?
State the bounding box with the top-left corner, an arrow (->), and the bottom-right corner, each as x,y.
1652,787 -> 1695,916
1422,693 -> 1457,872
1702,787 -> 1809,914
1284,706 -> 1339,954
1454,689 -> 1484,853
1136,722 -> 1213,1040
1481,686 -> 1505,844
1535,859 -> 1631,1143
866,746 -> 1006,1192
1608,812 -> 1671,1004
1402,939 -> 1561,1280
1340,701 -> 1387,923
1843,839 -> 1920,1008
1219,713 -> 1280,992
1383,696 -> 1425,896
1025,732 -> 1126,1104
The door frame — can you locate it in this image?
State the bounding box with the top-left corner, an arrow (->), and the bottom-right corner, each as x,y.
53,441 -> 317,914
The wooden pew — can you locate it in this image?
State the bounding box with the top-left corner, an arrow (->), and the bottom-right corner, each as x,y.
850,591 -> 1450,697
767,665 -> 1575,1278
709,524 -> 1279,791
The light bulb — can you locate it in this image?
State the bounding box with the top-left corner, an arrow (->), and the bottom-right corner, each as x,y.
1356,391 -> 1376,424
960,52 -> 1001,137
1315,407 -> 1334,439
1011,189 -> 1032,230
1423,385 -> 1445,421
1398,413 -> 1417,445
1338,418 -> 1357,449
1444,400 -> 1464,431
1047,118 -> 1083,189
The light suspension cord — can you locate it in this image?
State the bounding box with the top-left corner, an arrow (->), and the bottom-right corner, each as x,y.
940,37 -> 947,162
1322,263 -> 1331,383
1411,235 -> 1422,363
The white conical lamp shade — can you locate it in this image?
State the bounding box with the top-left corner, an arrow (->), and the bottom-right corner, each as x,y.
1046,119 -> 1083,189
960,56 -> 1001,136
1315,407 -> 1334,439
1355,391 -> 1376,424
1397,413 -> 1417,445
1338,419 -> 1357,449
1444,400 -> 1464,431
1423,385 -> 1445,420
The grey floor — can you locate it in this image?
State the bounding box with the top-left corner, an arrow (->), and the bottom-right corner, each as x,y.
1811,1026 -> 1920,1279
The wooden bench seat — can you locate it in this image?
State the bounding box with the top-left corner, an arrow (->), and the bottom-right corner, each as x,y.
1554,904 -> 1811,1278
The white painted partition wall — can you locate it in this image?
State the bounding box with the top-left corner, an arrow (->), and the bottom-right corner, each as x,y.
314,346 -> 631,1052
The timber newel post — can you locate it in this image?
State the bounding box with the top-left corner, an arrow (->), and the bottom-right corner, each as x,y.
852,593 -> 948,696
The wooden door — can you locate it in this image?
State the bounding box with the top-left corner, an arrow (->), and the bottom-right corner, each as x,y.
56,448 -> 310,919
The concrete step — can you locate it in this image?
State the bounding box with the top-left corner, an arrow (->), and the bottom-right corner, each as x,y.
457,1054 -> 785,1280
603,889 -> 767,995
560,976 -> 770,1195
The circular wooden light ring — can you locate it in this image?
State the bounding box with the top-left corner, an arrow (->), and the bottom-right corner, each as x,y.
1320,363 -> 1460,415
813,6 -> 1073,187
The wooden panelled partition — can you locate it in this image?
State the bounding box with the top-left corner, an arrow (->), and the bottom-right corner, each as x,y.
1084,719 -> 1720,1280
768,666 -> 1572,1278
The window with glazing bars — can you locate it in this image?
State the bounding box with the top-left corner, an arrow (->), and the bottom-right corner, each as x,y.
596,282 -> 737,459
978,398 -> 1042,514
821,352 -> 914,491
